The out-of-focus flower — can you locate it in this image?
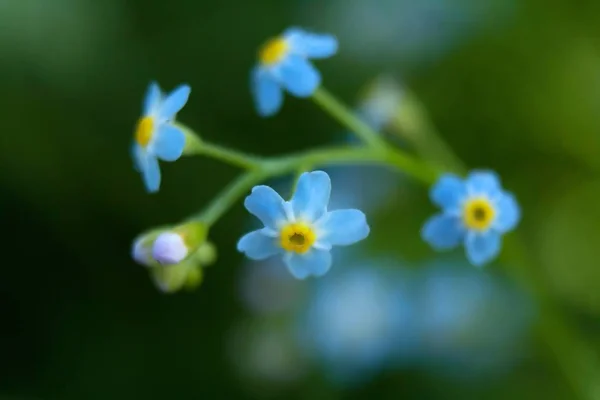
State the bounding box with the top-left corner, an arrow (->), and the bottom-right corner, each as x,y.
300,0 -> 515,66
355,75 -> 404,133
228,320 -> 308,389
237,171 -> 370,279
413,261 -> 534,378
132,82 -> 190,193
251,27 -> 338,117
299,261 -> 415,385
422,171 -> 520,266
238,258 -> 305,316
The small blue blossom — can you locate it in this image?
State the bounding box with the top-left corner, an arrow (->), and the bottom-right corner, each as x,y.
237,171 -> 369,279
251,27 -> 338,117
132,82 -> 190,193
422,170 -> 521,266
299,262 -> 413,385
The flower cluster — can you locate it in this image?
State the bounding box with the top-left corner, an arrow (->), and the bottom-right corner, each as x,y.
129,26 -> 522,289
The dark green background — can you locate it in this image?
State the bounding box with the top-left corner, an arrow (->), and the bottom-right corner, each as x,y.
2,0 -> 600,398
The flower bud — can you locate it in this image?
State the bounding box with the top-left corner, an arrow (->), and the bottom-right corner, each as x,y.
152,232 -> 188,265
151,222 -> 208,266
131,228 -> 166,267
151,262 -> 194,294
191,242 -> 217,266
184,267 -> 204,291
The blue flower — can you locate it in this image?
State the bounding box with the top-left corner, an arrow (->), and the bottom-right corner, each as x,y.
132,82 -> 190,193
421,171 -> 521,266
237,171 -> 370,279
414,261 -> 533,378
251,27 -> 338,117
300,263 -> 413,385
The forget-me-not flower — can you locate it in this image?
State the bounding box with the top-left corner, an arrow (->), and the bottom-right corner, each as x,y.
251,27 -> 338,117
421,171 -> 520,266
237,171 -> 370,279
300,263 -> 414,385
132,82 -> 190,192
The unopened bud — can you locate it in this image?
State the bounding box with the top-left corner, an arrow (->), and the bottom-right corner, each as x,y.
184,267 -> 204,291
131,228 -> 166,267
151,222 -> 209,265
152,232 -> 188,265
151,262 -> 193,294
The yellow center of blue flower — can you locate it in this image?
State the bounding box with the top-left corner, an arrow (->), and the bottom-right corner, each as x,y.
463,198 -> 496,231
259,37 -> 289,65
135,116 -> 154,147
280,222 -> 316,254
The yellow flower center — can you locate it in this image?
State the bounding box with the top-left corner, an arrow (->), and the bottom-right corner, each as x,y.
280,222 -> 316,254
259,37 -> 289,65
463,198 -> 496,231
135,116 -> 154,147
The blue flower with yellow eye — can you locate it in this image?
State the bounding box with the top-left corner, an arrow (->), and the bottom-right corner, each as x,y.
237,171 -> 370,279
421,171 -> 520,266
132,82 -> 190,193
252,27 -> 338,117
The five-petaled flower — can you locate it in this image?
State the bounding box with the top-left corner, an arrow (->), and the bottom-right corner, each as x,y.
421,171 -> 520,267
237,171 -> 370,279
132,82 -> 191,193
251,27 -> 338,117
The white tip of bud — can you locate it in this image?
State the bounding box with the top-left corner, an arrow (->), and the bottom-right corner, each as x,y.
132,238 -> 153,267
152,232 -> 188,265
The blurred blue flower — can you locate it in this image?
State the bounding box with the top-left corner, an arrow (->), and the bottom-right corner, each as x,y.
237,171 -> 369,279
238,257 -> 305,316
422,170 -> 521,266
132,82 -> 190,193
251,27 -> 338,117
413,261 -> 533,378
299,261 -> 414,385
301,0 -> 516,67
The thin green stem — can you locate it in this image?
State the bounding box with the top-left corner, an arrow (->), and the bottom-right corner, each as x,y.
193,146 -> 437,226
198,141 -> 261,170
312,87 -> 386,149
199,170 -> 266,226
177,123 -> 261,170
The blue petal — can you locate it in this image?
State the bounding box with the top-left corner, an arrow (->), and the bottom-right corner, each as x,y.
284,27 -> 338,59
291,171 -> 330,222
317,209 -> 369,247
466,170 -> 502,197
465,231 -> 502,267
143,81 -> 162,115
153,124 -> 185,161
251,67 -> 284,117
159,84 -> 191,120
140,152 -> 161,193
421,214 -> 464,250
278,54 -> 321,97
494,192 -> 520,233
132,143 -> 144,172
244,185 -> 287,229
284,249 -> 332,279
431,173 -> 467,212
237,229 -> 281,260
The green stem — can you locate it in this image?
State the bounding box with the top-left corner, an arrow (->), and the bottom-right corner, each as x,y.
195,146 -> 437,226
177,123 -> 261,170
198,142 -> 261,170
312,87 -> 386,149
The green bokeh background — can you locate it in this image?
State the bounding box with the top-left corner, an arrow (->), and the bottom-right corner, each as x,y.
1,0 -> 600,399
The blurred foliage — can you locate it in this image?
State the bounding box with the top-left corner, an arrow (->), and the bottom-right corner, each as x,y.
1,0 -> 600,399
